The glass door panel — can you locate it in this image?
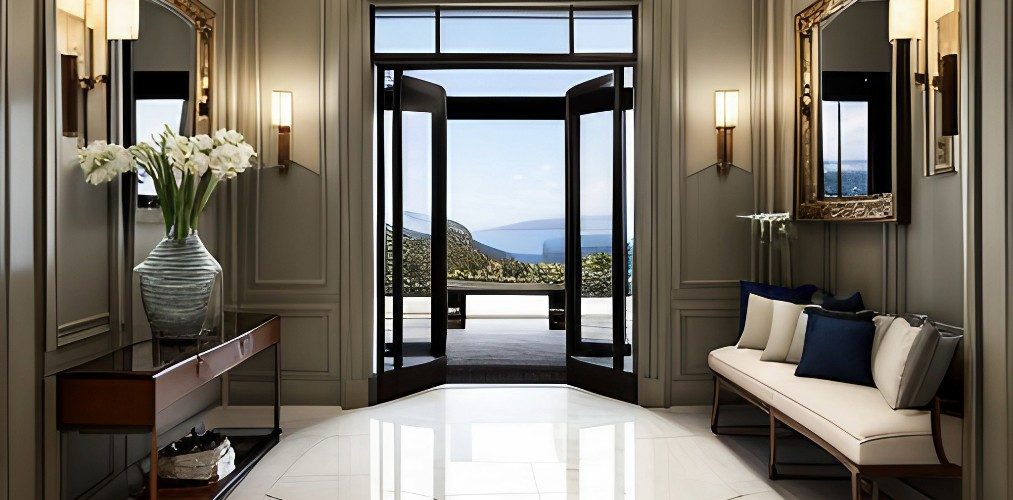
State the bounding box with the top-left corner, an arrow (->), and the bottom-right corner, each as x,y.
578,111 -> 614,346
402,110 -> 434,356
376,70 -> 449,403
565,69 -> 636,402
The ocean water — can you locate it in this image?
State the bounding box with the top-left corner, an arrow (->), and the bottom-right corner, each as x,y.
823,161 -> 870,197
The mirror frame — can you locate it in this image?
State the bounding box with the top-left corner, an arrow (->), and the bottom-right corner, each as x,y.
794,0 -> 908,222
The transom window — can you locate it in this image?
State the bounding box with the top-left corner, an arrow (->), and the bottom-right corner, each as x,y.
373,7 -> 635,55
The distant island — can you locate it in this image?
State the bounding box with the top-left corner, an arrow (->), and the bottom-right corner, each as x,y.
388,212 -> 632,297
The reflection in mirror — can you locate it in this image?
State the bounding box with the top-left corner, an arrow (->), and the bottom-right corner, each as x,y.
53,0 -> 113,349
124,0 -> 216,344
126,0 -> 214,203
57,0 -> 109,144
925,3 -> 960,175
819,0 -> 891,200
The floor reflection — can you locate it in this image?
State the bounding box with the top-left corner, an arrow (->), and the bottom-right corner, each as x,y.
235,386 -> 851,499
372,419 -> 634,499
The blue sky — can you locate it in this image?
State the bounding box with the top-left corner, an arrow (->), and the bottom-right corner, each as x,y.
822,100 -> 869,165
377,13 -> 635,238
389,69 -> 634,236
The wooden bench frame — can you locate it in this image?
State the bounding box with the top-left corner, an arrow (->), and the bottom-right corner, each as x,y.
447,280 -> 565,330
710,373 -> 962,500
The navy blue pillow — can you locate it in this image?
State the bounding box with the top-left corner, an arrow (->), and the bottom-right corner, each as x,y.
819,291 -> 865,312
738,281 -> 818,334
795,313 -> 876,386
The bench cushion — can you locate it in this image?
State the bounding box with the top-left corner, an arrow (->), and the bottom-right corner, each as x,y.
709,346 -> 943,465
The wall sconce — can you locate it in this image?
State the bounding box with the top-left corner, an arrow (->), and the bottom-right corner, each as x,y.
935,10 -> 958,137
86,0 -> 107,83
713,90 -> 738,176
889,0 -> 960,175
271,90 -> 293,173
106,0 -> 139,40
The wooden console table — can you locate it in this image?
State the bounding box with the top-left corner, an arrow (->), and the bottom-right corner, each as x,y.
56,313 -> 281,499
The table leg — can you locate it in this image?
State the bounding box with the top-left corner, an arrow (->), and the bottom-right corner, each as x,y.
150,427 -> 158,499
549,290 -> 565,330
448,292 -> 465,329
274,343 -> 282,433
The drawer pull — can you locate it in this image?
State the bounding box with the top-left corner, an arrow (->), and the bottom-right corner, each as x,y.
239,337 -> 252,356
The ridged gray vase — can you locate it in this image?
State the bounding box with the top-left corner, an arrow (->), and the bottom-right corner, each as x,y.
135,231 -> 222,338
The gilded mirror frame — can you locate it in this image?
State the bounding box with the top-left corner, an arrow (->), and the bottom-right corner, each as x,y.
794,0 -> 906,222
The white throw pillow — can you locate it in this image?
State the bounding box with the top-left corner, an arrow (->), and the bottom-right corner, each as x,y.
785,306 -> 818,363
872,317 -> 920,408
761,300 -> 806,361
737,294 -> 774,350
871,314 -> 896,361
873,316 -> 962,409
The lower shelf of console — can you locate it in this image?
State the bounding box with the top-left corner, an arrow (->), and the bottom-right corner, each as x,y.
142,428 -> 280,500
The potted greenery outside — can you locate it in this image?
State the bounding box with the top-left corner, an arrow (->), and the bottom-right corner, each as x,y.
79,126 -> 256,338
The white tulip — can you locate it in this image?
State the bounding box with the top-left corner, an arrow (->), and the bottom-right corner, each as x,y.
193,134 -> 214,152
225,130 -> 244,145
78,141 -> 136,185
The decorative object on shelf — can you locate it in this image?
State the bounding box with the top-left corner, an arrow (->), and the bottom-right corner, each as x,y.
738,213 -> 796,286
78,126 -> 256,337
711,90 -> 739,176
158,426 -> 236,482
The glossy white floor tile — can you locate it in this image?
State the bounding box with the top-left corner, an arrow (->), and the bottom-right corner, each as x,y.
229,386 -> 850,499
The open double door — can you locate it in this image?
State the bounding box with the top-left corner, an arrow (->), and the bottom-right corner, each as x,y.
375,69 -> 635,404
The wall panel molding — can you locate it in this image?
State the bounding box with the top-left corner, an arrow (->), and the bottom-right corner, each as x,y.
672,308 -> 739,380
249,0 -> 330,289
667,0 -> 757,405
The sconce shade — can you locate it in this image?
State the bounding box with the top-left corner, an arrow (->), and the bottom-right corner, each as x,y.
271,91 -> 293,128
937,11 -> 959,56
928,0 -> 957,24
106,0 -> 139,40
58,0 -> 86,18
888,0 -> 925,40
714,90 -> 738,128
87,0 -> 107,78
85,0 -> 104,29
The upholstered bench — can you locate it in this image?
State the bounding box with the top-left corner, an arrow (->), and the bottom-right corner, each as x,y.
709,332 -> 963,500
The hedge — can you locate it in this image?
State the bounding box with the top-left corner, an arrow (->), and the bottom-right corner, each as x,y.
384,224 -> 631,298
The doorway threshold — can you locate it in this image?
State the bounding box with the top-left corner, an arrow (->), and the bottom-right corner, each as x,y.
445,321 -> 566,383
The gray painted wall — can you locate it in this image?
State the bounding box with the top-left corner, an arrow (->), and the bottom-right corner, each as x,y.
228,0 -> 760,408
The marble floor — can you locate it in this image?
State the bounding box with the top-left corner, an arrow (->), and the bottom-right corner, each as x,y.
227,385 -> 852,500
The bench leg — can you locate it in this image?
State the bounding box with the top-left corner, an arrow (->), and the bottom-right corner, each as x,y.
850,470 -> 861,500
769,410 -> 779,480
448,292 -> 465,329
710,376 -> 721,434
548,290 -> 565,330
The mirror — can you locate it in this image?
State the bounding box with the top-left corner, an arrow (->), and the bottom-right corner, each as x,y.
127,0 -> 215,203
51,0 -> 114,349
925,2 -> 960,175
795,0 -> 909,222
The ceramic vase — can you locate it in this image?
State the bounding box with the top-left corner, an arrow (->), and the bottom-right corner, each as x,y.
135,231 -> 221,338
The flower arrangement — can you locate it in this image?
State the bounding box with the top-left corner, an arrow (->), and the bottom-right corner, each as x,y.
79,126 -> 256,241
